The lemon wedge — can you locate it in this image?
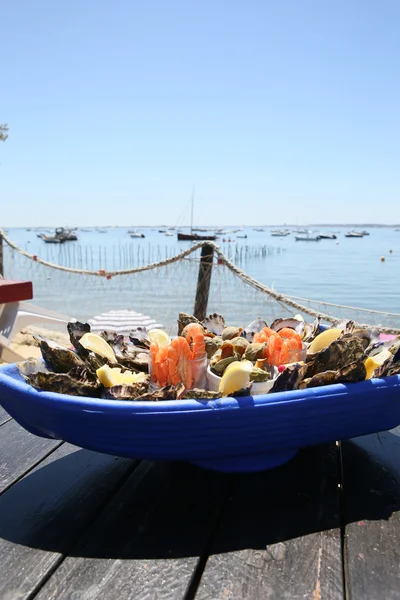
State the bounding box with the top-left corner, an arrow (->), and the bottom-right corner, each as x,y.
308,328 -> 342,354
79,333 -> 117,363
148,328 -> 170,347
96,364 -> 148,387
218,360 -> 253,396
364,350 -> 392,379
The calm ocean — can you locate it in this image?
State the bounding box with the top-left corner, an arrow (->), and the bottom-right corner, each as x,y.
2,226 -> 400,332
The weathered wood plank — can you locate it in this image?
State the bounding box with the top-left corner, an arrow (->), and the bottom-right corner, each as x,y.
197,444 -> 343,600
0,443 -> 137,600
34,460 -> 231,600
342,427 -> 400,600
0,406 -> 11,426
0,418 -> 63,494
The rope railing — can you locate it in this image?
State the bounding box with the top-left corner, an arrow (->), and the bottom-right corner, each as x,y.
1,231 -> 400,334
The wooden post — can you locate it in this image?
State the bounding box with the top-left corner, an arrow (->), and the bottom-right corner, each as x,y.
193,243 -> 214,321
0,231 -> 3,277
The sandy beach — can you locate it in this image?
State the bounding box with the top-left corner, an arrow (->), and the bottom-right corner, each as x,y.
1,326 -> 71,363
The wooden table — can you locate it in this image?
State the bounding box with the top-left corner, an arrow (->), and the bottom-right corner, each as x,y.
0,407 -> 399,600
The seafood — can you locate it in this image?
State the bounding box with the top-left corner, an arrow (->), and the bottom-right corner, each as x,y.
35,337 -> 85,373
221,326 -> 244,340
167,336 -> 192,388
243,343 -> 267,362
241,318 -> 268,342
205,336 -> 223,359
28,369 -> 102,397
202,313 -> 226,336
129,327 -> 151,350
104,382 -> 151,401
181,322 -> 206,359
177,313 -> 201,336
305,335 -> 366,379
67,321 -> 91,356
270,318 -> 305,337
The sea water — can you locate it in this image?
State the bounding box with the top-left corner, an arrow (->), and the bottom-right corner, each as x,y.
2,226 -> 400,330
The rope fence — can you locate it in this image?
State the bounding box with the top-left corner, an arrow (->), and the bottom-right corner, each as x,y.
1,230 -> 400,334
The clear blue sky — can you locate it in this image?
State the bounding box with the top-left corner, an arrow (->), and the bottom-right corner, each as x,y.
1,0 -> 400,226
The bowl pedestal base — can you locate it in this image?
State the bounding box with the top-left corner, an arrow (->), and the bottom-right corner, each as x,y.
190,448 -> 298,473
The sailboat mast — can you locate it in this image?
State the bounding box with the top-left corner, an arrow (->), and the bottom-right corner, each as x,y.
190,187 -> 194,234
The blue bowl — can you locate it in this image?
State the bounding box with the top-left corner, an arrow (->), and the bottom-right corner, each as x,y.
1,363 -> 400,472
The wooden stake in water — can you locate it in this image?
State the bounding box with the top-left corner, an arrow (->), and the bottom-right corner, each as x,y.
194,243 -> 214,321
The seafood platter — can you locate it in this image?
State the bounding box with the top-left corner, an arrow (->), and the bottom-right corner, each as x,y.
0,313 -> 400,472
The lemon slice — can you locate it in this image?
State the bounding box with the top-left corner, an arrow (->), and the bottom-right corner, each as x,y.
96,364 -> 148,387
364,350 -> 392,379
148,328 -> 170,347
219,360 -> 253,396
79,333 -> 117,363
308,328 -> 342,354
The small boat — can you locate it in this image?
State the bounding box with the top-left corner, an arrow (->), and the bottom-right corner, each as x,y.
271,229 -> 290,237
129,231 -> 145,238
41,227 -> 78,243
253,228 -> 265,232
236,234 -> 248,238
165,232 -> 174,237
318,233 -> 337,240
158,229 -> 166,233
295,234 -> 321,242
177,189 -> 217,241
345,231 -> 364,238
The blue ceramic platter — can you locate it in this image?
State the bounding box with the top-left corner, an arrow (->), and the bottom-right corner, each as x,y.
1,362 -> 400,472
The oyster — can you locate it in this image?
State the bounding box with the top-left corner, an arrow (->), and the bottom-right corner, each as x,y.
104,382 -> 150,401
305,335 -> 366,379
221,326 -> 243,340
302,317 -> 321,344
177,313 -> 201,336
298,360 -> 366,389
67,321 -> 91,356
241,318 -> 268,342
181,388 -> 222,400
35,337 -> 84,373
129,327 -> 151,350
202,313 -> 226,336
18,358 -> 50,378
269,363 -> 307,393
135,383 -> 186,402
352,328 -> 380,350
28,371 -> 102,397
101,331 -> 149,372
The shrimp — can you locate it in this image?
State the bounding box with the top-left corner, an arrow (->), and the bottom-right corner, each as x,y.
266,335 -> 283,366
254,327 -> 280,344
150,341 -> 159,384
278,328 -> 303,350
181,323 -> 206,359
279,337 -> 300,364
167,336 -> 192,388
155,345 -> 169,387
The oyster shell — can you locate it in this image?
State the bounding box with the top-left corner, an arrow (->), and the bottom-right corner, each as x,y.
28,371 -> 102,397
100,331 -> 149,372
210,354 -> 240,375
104,381 -> 150,401
305,335 -> 366,379
269,363 -> 308,393
250,367 -> 270,383
35,337 -> 84,373
302,317 -> 321,343
67,321 -> 91,356
128,327 -> 151,350
229,336 -> 250,356
202,313 -> 226,336
177,313 -> 201,336
18,358 -> 50,378
135,383 -> 186,402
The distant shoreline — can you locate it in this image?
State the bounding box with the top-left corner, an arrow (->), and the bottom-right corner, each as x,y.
3,224 -> 400,229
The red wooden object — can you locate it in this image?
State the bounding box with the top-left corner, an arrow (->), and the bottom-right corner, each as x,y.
0,279 -> 33,304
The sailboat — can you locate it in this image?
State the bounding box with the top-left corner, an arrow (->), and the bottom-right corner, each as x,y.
177,189 -> 217,241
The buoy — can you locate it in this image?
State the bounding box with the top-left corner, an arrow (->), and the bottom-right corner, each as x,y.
381,256 -> 385,262
389,249 -> 393,253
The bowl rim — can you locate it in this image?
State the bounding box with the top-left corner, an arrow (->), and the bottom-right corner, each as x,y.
1,362 -> 400,416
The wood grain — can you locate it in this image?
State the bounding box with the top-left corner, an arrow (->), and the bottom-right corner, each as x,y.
0,443 -> 136,600
342,427 -> 400,600
34,460 -> 231,600
0,418 -> 62,494
197,444 -> 343,600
